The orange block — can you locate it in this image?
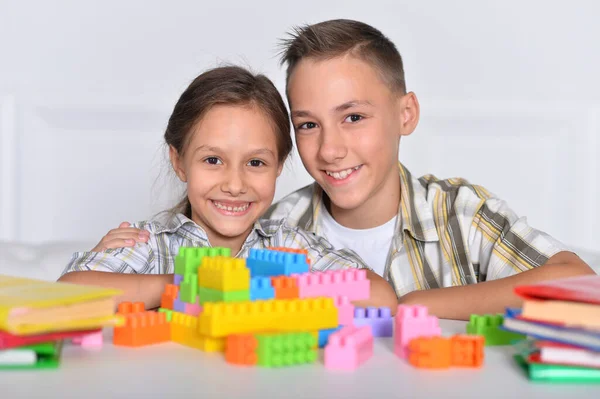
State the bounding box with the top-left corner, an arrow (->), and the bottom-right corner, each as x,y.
113,302 -> 170,347
407,334 -> 484,369
160,284 -> 179,310
271,276 -> 299,299
268,247 -> 311,265
451,335 -> 484,367
225,334 -> 258,366
408,336 -> 452,368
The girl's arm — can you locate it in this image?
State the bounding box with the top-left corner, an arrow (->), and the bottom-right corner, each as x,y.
58,271 -> 173,310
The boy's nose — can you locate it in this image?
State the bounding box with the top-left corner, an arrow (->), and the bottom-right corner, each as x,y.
318,127 -> 348,163
221,167 -> 247,196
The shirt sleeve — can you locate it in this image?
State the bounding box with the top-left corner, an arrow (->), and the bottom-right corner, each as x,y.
60,243 -> 156,276
278,226 -> 373,272
469,197 -> 572,281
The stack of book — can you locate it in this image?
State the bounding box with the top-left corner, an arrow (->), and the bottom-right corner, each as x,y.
502,274 -> 600,383
0,275 -> 122,370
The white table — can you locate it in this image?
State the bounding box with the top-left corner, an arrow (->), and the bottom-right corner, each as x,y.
1,320 -> 599,398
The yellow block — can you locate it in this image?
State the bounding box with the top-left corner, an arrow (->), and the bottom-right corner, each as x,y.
170,312 -> 225,352
197,257 -> 250,292
198,297 -> 338,337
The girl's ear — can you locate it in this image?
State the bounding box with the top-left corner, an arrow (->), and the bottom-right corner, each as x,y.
276,160 -> 284,177
169,145 -> 187,182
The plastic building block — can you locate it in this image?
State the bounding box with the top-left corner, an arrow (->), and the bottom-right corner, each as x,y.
407,334 -> 484,369
198,256 -> 250,291
72,330 -> 103,348
160,284 -> 179,310
173,297 -> 186,313
226,332 -> 317,367
271,276 -> 299,299
294,269 -> 370,301
173,274 -> 183,285
268,247 -> 312,265
158,308 -> 173,322
184,302 -> 203,316
394,305 -> 441,358
318,326 -> 342,348
198,286 -> 250,304
335,296 -> 355,326
250,277 -> 275,301
174,246 -> 231,276
466,314 -> 526,346
0,328 -> 101,350
179,273 -> 199,303
170,312 -> 224,352
246,248 -> 310,277
354,307 -> 393,337
324,325 -> 373,370
199,297 -> 338,337
113,302 -> 170,347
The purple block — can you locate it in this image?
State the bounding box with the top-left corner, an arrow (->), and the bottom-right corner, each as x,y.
174,274 -> 183,285
173,298 -> 186,313
353,307 -> 393,337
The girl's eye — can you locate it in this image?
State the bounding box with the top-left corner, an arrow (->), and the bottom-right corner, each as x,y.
205,157 -> 222,165
297,122 -> 317,130
248,159 -> 265,167
344,114 -> 363,123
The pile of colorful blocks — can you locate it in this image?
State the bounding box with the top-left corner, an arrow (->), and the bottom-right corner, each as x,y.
112,246 -> 486,370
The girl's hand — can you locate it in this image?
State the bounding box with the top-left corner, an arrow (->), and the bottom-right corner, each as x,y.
91,222 -> 150,251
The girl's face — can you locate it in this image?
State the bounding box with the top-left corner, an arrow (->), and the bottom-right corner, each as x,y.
170,104 -> 283,251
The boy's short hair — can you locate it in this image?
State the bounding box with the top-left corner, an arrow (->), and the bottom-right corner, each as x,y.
279,19 -> 406,94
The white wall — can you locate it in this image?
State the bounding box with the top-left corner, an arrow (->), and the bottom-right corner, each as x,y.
0,0 -> 598,252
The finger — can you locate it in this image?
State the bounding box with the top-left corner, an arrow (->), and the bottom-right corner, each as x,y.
101,238 -> 139,250
118,222 -> 132,228
107,228 -> 149,237
102,232 -> 148,242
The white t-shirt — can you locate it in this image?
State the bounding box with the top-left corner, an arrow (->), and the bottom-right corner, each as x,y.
319,205 -> 397,277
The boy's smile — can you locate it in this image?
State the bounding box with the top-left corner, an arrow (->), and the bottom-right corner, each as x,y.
287,54 -> 419,228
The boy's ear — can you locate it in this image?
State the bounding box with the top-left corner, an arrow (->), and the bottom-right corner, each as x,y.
397,91 -> 420,137
169,145 -> 187,182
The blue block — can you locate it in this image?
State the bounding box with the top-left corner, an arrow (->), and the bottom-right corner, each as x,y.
246,248 -> 309,277
250,277 -> 275,301
318,326 -> 342,348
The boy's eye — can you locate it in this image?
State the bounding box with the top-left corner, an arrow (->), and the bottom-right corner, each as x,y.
248,159 -> 265,167
298,122 -> 317,130
344,114 -> 363,123
204,157 -> 222,165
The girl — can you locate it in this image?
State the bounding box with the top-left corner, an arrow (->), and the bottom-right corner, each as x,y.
58,66 -> 398,311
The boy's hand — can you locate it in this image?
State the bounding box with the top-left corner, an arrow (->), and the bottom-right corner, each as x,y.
91,222 -> 150,251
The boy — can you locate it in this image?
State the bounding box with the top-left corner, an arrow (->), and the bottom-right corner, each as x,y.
93,19 -> 594,319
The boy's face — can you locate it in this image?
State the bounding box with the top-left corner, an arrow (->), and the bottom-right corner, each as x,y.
170,104 -> 282,247
287,54 -> 418,213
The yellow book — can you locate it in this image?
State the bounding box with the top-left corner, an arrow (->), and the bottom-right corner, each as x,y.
0,275 -> 123,335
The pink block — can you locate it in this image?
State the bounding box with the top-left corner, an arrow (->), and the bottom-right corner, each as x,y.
294,269 -> 370,301
394,305 -> 441,358
184,302 -> 203,316
72,330 -> 103,348
324,325 -> 373,370
335,296 -> 355,326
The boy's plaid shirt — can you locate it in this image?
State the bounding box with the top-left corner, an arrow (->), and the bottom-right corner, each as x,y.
264,163 -> 571,297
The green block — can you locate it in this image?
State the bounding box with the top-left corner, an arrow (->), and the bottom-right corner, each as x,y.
0,341 -> 63,370
158,308 -> 173,322
198,287 -> 249,304
466,314 -> 526,346
179,273 -> 198,303
174,247 -> 232,275
514,354 -> 600,383
256,332 -> 317,368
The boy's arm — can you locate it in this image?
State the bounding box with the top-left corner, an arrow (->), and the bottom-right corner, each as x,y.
400,251 -> 594,320
354,270 -> 399,315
